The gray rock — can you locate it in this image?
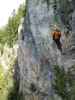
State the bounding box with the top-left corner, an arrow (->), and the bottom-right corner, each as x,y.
18,0 -> 75,99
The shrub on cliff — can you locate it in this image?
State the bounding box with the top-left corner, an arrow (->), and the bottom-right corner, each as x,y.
53,65 -> 75,100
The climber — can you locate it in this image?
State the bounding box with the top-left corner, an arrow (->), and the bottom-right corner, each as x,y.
51,25 -> 62,52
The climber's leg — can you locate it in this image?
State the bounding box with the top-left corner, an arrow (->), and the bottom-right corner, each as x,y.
54,39 -> 62,52
58,40 -> 62,52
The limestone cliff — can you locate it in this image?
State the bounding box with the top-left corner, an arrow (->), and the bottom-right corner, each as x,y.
18,0 -> 75,99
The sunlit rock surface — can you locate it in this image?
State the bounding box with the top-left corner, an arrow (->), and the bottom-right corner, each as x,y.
18,0 -> 75,99
0,44 -> 18,73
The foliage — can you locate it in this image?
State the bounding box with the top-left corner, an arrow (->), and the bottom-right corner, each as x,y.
0,59 -> 15,100
0,2 -> 26,100
53,65 -> 68,100
0,3 -> 26,47
53,65 -> 75,100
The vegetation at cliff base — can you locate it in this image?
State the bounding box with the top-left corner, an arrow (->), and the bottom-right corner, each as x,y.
53,65 -> 75,100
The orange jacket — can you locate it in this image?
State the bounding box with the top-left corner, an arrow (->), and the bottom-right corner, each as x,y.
52,31 -> 61,40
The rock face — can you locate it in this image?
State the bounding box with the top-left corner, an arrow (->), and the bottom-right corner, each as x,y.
18,0 -> 75,99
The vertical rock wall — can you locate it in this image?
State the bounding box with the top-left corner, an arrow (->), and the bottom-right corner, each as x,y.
18,0 -> 75,99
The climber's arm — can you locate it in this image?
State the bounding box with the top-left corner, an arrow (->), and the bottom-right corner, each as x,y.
50,32 -> 54,36
59,31 -> 61,38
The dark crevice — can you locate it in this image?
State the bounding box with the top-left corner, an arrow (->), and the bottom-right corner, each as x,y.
30,83 -> 37,93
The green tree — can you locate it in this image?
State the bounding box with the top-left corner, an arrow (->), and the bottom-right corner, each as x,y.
53,65 -> 75,100
0,3 -> 26,47
6,4 -> 26,47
